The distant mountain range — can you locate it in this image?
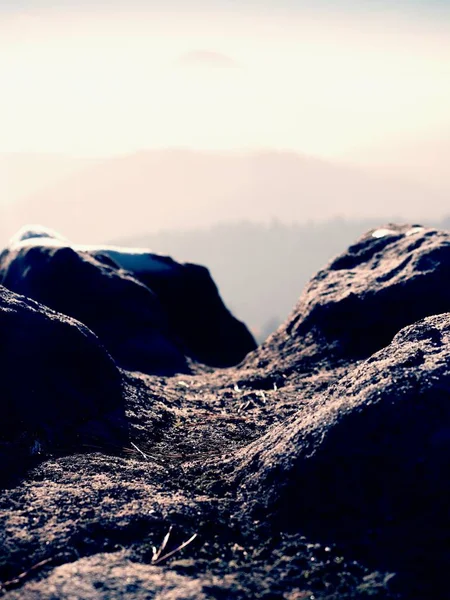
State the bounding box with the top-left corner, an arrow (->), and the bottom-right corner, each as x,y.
343,135 -> 450,197
0,149 -> 446,244
0,153 -> 96,206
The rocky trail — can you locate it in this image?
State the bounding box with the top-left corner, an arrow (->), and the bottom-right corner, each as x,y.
1,224 -> 449,599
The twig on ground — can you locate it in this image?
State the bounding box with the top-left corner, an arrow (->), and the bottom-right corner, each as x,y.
153,533 -> 198,565
1,557 -> 53,590
152,527 -> 198,565
152,526 -> 173,563
129,441 -> 159,462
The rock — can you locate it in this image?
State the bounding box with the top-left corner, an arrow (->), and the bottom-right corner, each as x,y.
228,313 -> 450,579
126,260 -> 257,368
0,241 -> 189,376
2,553 -> 211,600
0,286 -> 126,463
247,224 -> 450,376
0,454 -> 397,600
1,227 -> 256,369
290,223 -> 450,358
8,224 -> 69,244
86,244 -> 256,367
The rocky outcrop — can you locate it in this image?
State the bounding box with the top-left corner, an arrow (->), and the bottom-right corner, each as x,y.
88,245 -> 256,367
0,227 -> 256,372
292,224 -> 450,358
0,286 -> 126,470
246,224 -> 450,375
228,313 -> 450,576
127,260 -> 256,368
1,223 -> 450,599
0,242 -> 189,376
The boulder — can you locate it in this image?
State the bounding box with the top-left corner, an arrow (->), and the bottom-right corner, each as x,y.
0,241 -> 189,376
124,259 -> 257,368
2,553 -> 211,600
86,244 -> 256,367
1,227 -> 256,370
0,286 -> 126,463
228,313 -> 450,578
247,224 -> 450,375
8,224 -> 69,244
233,225 -> 450,579
290,223 -> 450,358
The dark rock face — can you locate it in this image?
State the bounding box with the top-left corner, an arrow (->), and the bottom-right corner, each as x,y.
0,232 -> 256,373
0,286 -> 125,463
0,243 -> 189,376
125,259 -> 257,368
85,246 -> 256,368
1,223 -> 450,599
246,224 -> 450,375
229,313 -> 450,576
289,224 -> 450,359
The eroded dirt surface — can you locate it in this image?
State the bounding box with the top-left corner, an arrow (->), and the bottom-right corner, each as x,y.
0,363 -> 399,600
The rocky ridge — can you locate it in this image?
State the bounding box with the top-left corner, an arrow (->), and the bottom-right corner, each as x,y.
1,224 -> 449,599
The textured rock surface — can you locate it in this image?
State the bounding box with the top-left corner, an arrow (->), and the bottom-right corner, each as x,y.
2,553 -> 213,600
0,243 -> 188,375
125,258 -> 257,368
246,223 -> 450,375
228,314 -> 450,575
0,229 -> 256,372
1,224 -> 450,599
291,224 -> 450,358
0,286 -> 125,469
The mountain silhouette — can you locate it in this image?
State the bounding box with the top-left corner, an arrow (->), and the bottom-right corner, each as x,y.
1,149 -> 445,244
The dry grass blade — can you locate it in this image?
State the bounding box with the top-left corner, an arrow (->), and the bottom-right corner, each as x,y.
130,441 -> 149,460
152,532 -> 198,566
130,441 -> 160,462
152,526 -> 173,563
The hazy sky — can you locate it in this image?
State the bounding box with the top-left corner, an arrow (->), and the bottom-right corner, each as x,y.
1,0 -> 449,161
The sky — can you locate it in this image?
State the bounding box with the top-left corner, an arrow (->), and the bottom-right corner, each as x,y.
0,0 -> 449,164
